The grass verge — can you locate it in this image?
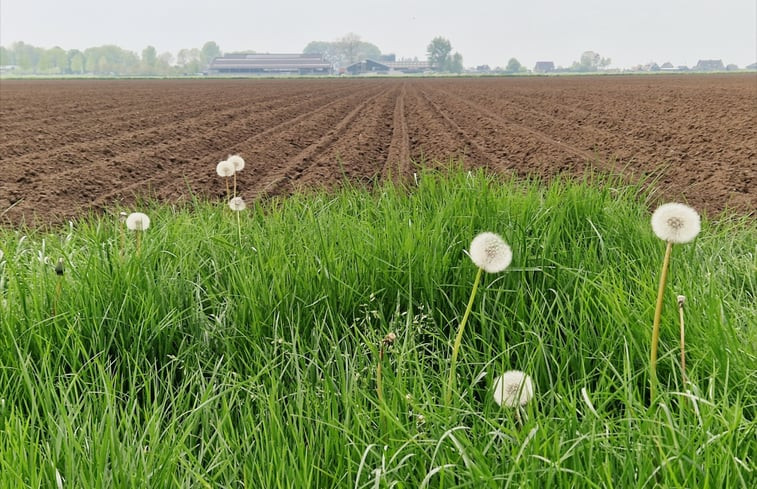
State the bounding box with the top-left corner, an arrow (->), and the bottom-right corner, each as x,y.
1,168 -> 754,487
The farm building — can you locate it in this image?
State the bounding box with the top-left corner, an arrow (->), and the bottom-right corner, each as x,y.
345,59 -> 431,75
207,54 -> 332,75
693,59 -> 725,71
533,61 -> 555,73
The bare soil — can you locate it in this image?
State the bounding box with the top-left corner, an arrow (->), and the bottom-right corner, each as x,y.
1,75 -> 755,226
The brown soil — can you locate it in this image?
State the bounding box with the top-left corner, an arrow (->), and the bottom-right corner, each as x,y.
1,75 -> 755,227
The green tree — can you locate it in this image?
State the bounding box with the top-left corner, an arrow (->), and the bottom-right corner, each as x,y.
304,35 -> 381,67
571,51 -> 611,72
200,41 -> 221,65
505,57 -> 522,73
157,52 -> 174,75
83,45 -> 139,74
12,41 -> 44,72
447,52 -> 464,73
39,46 -> 68,73
177,48 -> 202,73
142,45 -> 157,70
337,33 -> 381,65
67,49 -> 85,74
0,46 -> 14,66
427,37 -> 452,71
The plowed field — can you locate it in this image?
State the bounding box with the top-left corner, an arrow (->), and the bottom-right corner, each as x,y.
1,75 -> 755,226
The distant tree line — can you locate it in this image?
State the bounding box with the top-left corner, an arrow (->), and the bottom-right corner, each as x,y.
0,41 -> 222,75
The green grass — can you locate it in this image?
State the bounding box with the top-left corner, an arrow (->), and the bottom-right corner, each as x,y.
1,169 -> 754,488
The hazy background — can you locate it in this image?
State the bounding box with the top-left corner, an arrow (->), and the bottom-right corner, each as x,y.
1,0 -> 755,68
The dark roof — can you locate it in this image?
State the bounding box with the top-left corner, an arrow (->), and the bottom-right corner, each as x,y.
693,59 -> 725,71
533,61 -> 555,72
345,59 -> 430,71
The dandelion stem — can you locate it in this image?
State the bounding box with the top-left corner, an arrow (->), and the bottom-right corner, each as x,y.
136,230 -> 142,256
678,296 -> 687,384
377,344 -> 384,405
446,266 -> 483,406
236,210 -> 242,247
650,240 -> 673,402
233,174 -> 237,200
226,178 -> 231,202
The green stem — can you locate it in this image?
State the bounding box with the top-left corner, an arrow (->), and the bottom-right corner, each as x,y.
650,241 -> 672,403
445,266 -> 483,406
678,299 -> 687,384
236,210 -> 242,247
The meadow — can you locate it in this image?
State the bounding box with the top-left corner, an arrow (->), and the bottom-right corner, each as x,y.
0,168 -> 754,487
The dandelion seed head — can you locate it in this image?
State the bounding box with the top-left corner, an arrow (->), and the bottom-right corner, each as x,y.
216,160 -> 235,177
383,331 -> 397,345
227,154 -> 245,172
469,232 -> 512,273
651,203 -> 700,243
493,370 -> 534,408
228,197 -> 246,211
126,212 -> 150,231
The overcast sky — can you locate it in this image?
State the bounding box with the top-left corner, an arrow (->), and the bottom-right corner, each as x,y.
1,0 -> 755,68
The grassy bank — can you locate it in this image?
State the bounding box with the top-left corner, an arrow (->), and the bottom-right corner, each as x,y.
1,169 -> 754,487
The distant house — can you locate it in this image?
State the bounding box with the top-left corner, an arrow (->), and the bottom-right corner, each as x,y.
345,59 -> 430,75
693,59 -> 725,71
206,53 -> 332,75
747,62 -> 757,70
660,62 -> 675,70
533,61 -> 555,73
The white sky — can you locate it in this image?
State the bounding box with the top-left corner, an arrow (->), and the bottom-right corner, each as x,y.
1,0 -> 755,68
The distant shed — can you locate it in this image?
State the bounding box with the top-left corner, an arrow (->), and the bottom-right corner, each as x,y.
533,61 -> 555,73
693,59 -> 725,71
207,54 -> 332,75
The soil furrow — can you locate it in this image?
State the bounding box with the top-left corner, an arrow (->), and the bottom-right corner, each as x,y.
1,75 -> 753,226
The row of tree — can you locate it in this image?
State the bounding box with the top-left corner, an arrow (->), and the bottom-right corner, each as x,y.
0,41 -> 221,75
1,38 -> 610,76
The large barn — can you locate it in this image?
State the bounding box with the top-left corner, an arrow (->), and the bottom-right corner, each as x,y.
207,54 -> 333,75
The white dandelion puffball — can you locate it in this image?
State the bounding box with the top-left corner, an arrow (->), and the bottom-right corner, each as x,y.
126,212 -> 151,231
216,160 -> 235,177
229,196 -> 246,211
227,154 -> 245,172
493,370 -> 534,408
469,232 -> 512,273
651,203 -> 701,243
